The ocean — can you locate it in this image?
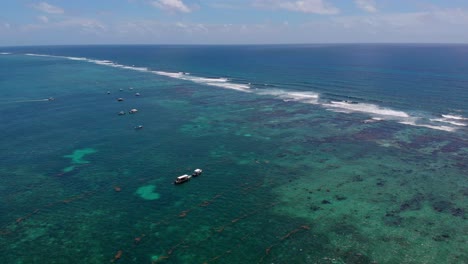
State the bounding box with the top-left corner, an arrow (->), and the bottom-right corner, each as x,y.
0,44 -> 467,263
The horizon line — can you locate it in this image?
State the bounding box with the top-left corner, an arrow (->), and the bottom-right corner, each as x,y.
2,42 -> 468,48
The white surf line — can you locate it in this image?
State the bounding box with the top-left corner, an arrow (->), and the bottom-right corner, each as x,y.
258,90 -> 461,132
25,53 -> 251,93
24,53 -> 463,132
398,121 -> 457,132
322,101 -> 410,119
430,118 -> 467,127
442,114 -> 467,120
256,89 -> 320,104
152,70 -> 251,92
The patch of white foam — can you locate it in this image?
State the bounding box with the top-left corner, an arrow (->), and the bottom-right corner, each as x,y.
363,117 -> 383,123
205,82 -> 251,91
430,118 -> 467,127
430,113 -> 468,127
153,70 -> 250,92
25,52 -> 250,93
21,52 -> 463,133
442,114 -> 467,120
257,89 -> 319,104
0,52 -> 11,55
323,101 -> 410,119
399,121 -> 456,132
67,56 -> 88,61
319,100 -> 463,132
89,59 -> 116,66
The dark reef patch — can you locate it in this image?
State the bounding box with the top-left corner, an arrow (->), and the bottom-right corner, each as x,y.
399,193 -> 425,212
450,208 -> 465,218
340,250 -> 374,264
432,234 -> 451,242
383,212 -> 403,226
430,199 -> 455,213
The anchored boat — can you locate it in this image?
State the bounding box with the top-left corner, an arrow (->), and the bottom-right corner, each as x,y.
174,174 -> 191,184
174,169 -> 203,185
192,169 -> 203,177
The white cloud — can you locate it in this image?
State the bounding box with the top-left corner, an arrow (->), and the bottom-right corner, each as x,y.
151,0 -> 191,13
331,8 -> 468,30
38,15 -> 49,23
21,17 -> 106,35
32,2 -> 65,14
254,0 -> 339,15
355,0 -> 377,13
57,18 -> 106,32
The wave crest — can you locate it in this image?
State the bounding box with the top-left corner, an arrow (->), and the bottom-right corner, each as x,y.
23,53 -> 467,133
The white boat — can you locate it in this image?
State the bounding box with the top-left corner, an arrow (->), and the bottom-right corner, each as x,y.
192,169 -> 203,177
174,174 -> 191,184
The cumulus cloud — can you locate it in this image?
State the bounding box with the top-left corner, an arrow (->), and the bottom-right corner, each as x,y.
32,2 -> 65,14
254,0 -> 339,15
151,0 -> 191,13
355,0 -> 377,13
21,17 -> 106,35
38,15 -> 49,23
332,8 -> 468,30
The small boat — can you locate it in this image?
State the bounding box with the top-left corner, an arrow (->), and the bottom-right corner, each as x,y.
174,174 -> 191,184
135,93 -> 141,96
129,108 -> 138,114
134,125 -> 143,130
192,169 -> 203,177
118,111 -> 126,116
117,98 -> 124,102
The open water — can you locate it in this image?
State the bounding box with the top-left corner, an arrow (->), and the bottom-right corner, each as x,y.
0,44 -> 467,263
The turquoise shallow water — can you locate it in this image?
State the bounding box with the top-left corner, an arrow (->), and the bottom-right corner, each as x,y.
0,45 -> 467,263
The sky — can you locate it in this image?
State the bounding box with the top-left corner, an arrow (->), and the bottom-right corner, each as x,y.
1,0 -> 468,46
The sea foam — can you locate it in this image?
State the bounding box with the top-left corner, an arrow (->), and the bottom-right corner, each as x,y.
398,121 -> 456,132
323,101 -> 410,119
23,53 -> 465,133
153,71 -> 250,92
26,53 -> 251,92
257,89 -> 320,104
430,114 -> 468,127
441,114 -> 468,121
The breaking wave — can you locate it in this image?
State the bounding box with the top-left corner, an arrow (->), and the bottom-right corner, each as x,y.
323,101 -> 409,119
25,53 -> 251,92
257,89 -> 320,104
24,53 -> 467,132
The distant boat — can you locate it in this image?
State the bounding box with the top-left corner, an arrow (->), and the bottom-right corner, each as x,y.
174,169 -> 203,184
174,174 -> 191,184
192,169 -> 203,177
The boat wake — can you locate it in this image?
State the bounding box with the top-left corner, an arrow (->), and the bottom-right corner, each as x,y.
23,53 -> 468,132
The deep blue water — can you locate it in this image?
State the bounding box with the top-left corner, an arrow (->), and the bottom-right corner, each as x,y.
0,45 -> 467,263
5,44 -> 468,116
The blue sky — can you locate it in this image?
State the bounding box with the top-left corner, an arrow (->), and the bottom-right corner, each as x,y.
1,0 -> 468,46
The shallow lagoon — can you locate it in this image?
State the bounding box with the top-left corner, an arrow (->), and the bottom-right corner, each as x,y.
0,45 -> 467,263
